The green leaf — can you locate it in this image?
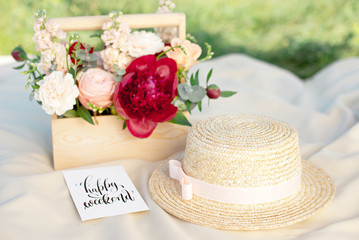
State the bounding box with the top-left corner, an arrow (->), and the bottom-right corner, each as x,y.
206,68 -> 213,86
13,63 -> 25,70
186,33 -> 198,43
190,69 -> 199,86
189,73 -> 194,86
29,92 -> 35,101
220,91 -> 237,98
69,68 -> 75,77
90,32 -> 102,38
198,100 -> 202,112
63,109 -> 79,118
171,97 -> 187,111
122,120 -> 127,130
25,82 -> 30,90
168,110 -> 192,127
31,84 -> 39,90
188,85 -> 206,103
77,106 -> 94,125
186,101 -> 192,113
195,69 -> 199,84
21,70 -> 33,75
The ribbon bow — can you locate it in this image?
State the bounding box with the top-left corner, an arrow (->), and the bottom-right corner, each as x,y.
169,160 -> 193,200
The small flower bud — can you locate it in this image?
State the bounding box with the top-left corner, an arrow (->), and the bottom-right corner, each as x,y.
11,46 -> 27,62
206,84 -> 221,99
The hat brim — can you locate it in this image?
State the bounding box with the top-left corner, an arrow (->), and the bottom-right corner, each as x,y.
148,152 -> 336,230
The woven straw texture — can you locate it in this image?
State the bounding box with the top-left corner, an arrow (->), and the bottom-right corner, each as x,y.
149,114 -> 335,230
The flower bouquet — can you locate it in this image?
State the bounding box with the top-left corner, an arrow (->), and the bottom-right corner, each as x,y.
12,1 -> 235,169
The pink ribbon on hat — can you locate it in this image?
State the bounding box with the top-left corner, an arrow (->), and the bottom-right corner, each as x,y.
169,160 -> 302,204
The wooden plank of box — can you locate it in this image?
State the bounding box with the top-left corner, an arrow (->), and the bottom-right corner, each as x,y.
52,115 -> 189,170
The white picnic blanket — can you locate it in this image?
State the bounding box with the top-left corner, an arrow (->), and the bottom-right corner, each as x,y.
0,54 -> 358,239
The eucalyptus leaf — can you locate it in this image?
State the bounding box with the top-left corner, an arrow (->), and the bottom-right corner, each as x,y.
186,101 -> 197,113
76,52 -> 87,60
90,61 -> 98,68
87,54 -> 98,61
77,106 -> 94,125
220,91 -> 237,98
188,85 -> 206,103
114,76 -> 123,82
78,53 -> 98,62
113,64 -> 120,72
63,109 -> 79,118
177,83 -> 192,100
168,111 -> 192,127
116,68 -> 126,76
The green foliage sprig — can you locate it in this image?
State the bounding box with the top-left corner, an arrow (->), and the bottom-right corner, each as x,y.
12,46 -> 44,101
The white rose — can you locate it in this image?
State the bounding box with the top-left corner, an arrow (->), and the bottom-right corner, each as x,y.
126,31 -> 164,58
35,71 -> 79,115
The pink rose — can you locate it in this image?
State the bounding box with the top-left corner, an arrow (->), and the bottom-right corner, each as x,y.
77,68 -> 116,110
113,55 -> 178,138
164,38 -> 202,71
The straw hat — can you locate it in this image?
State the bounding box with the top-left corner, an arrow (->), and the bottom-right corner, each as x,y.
149,114 -> 335,230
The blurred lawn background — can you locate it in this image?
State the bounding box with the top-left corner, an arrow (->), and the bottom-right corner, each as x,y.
1,0 -> 359,79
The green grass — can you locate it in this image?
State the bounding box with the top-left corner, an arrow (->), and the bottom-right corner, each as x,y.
1,0 -> 359,79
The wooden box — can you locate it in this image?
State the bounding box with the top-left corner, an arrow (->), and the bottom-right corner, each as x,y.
51,13 -> 189,170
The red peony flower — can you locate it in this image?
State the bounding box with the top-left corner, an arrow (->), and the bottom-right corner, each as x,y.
113,55 -> 178,138
68,42 -> 94,66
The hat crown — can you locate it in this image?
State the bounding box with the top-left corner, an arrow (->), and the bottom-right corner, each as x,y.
183,114 -> 302,188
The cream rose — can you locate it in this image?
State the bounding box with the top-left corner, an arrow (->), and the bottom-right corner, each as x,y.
164,38 -> 202,71
77,68 -> 116,110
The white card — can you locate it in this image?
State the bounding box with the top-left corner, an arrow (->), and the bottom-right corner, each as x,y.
63,165 -> 149,221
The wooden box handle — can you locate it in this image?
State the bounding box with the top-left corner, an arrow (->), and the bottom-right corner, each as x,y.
51,13 -> 186,40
